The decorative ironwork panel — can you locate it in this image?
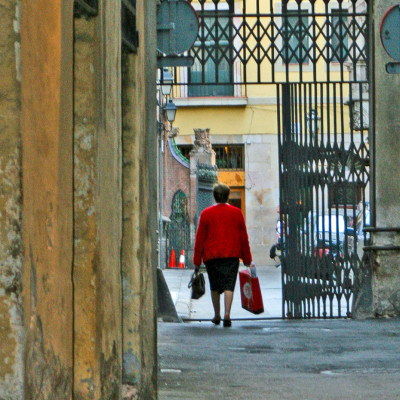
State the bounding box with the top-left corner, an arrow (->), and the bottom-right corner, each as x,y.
167,190 -> 191,267
277,81 -> 370,318
175,0 -> 369,86
196,162 -> 218,225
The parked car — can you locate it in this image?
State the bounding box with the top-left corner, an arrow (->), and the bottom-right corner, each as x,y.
347,202 -> 371,260
300,211 -> 354,282
302,211 -> 346,255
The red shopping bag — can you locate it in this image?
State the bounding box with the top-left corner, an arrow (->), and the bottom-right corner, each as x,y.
239,269 -> 264,314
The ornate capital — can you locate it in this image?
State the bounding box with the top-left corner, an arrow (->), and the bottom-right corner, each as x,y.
191,128 -> 213,153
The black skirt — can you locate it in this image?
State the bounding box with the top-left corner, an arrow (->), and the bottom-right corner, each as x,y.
204,257 -> 239,294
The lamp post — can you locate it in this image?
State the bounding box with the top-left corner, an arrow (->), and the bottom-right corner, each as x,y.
160,67 -> 173,97
306,109 -> 321,134
157,71 -> 177,270
164,99 -> 177,126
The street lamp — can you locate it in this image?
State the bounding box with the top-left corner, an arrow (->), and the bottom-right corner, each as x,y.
164,99 -> 177,124
306,109 -> 321,134
157,70 -> 177,272
160,67 -> 174,96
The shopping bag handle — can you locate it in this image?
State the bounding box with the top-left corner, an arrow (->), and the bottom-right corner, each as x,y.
188,270 -> 199,289
247,262 -> 257,278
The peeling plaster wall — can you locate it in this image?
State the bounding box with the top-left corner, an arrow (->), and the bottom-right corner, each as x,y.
0,1 -> 23,399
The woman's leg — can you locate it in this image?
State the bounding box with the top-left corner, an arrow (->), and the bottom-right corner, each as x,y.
211,290 -> 221,319
223,290 -> 234,320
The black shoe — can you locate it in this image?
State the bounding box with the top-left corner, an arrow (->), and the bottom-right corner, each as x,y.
212,317 -> 221,326
223,318 -> 231,328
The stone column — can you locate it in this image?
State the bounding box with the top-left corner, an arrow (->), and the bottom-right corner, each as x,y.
21,1 -> 74,398
189,129 -> 216,173
189,128 -> 216,222
121,0 -> 158,398
188,129 -> 216,259
73,12 -> 99,400
95,0 -> 123,396
365,0 -> 400,317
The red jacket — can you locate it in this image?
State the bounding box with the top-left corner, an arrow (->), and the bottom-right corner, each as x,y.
193,203 -> 252,266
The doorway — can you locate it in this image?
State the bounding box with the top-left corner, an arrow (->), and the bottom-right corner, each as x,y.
228,188 -> 245,216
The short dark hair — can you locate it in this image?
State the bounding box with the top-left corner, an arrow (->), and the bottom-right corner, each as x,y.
213,183 -> 230,203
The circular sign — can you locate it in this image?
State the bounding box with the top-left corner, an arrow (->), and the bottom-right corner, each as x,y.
243,283 -> 253,300
380,5 -> 400,61
157,0 -> 199,55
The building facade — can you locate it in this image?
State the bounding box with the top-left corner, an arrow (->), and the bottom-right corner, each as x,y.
172,0 -> 367,265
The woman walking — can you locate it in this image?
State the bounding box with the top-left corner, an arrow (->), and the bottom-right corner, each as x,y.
193,183 -> 253,327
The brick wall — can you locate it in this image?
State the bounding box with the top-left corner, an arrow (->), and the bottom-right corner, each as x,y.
162,140 -> 191,221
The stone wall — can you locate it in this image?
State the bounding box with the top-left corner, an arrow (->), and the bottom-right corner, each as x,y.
163,140 -> 190,219
0,1 -> 158,399
244,134 -> 280,265
0,1 -> 23,399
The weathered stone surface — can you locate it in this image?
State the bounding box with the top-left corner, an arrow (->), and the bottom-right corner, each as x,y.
121,1 -> 158,397
25,315 -> 72,399
122,384 -> 138,400
93,0 -> 124,397
1,1 -> 158,398
73,15 -> 98,400
367,0 -> 400,317
121,51 -> 143,387
21,1 -> 74,398
190,128 -> 216,174
0,1 -> 23,399
245,135 -> 279,265
372,235 -> 400,317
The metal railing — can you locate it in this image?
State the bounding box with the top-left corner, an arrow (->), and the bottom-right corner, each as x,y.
168,0 -> 369,90
214,145 -> 244,170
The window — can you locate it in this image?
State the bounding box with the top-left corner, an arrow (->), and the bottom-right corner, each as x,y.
189,11 -> 234,97
177,145 -> 192,161
177,144 -> 244,170
331,10 -> 349,63
214,145 -> 244,170
282,11 -> 309,64
228,189 -> 245,214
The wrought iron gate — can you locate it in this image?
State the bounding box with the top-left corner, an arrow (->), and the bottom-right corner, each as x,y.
167,190 -> 190,267
276,1 -> 370,318
169,0 -> 371,318
278,80 -> 370,318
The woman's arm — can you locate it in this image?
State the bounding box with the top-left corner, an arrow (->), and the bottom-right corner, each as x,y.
193,213 -> 207,267
239,213 -> 252,266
